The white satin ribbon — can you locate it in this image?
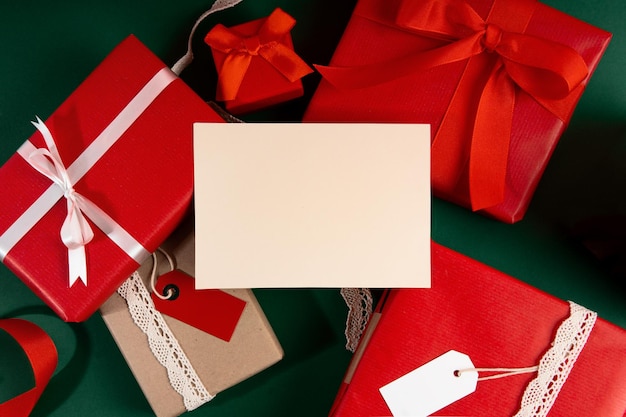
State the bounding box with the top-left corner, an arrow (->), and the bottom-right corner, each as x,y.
0,67 -> 176,286
28,117 -> 94,285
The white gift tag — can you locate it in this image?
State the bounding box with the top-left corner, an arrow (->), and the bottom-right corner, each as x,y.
379,350 -> 478,417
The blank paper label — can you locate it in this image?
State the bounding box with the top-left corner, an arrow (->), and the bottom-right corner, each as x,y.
193,123 -> 431,289
380,350 -> 478,417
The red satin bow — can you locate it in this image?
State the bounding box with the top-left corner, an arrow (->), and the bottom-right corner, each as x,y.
0,319 -> 57,417
205,8 -> 313,102
317,0 -> 588,210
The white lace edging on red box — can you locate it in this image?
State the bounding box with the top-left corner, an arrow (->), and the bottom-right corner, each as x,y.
514,301 -> 597,417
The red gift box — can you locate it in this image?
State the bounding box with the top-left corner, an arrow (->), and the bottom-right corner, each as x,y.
0,35 -> 224,322
329,242 -> 626,416
204,7 -> 313,115
303,0 -> 611,223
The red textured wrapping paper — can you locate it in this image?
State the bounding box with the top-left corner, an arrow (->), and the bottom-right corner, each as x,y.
0,35 -> 224,322
330,242 -> 626,416
303,0 -> 611,223
205,8 -> 312,115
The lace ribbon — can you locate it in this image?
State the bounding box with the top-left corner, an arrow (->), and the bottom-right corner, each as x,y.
117,272 -> 213,411
514,301 -> 597,417
340,288 -> 374,352
171,0 -> 244,75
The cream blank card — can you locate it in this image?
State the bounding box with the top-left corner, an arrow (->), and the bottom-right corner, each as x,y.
193,123 -> 430,289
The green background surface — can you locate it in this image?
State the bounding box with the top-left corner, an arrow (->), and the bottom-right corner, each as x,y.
1,0 -> 625,416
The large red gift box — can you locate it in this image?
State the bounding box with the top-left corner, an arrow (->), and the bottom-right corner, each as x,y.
304,0 -> 611,223
205,7 -> 313,115
0,35 -> 224,322
330,242 -> 626,416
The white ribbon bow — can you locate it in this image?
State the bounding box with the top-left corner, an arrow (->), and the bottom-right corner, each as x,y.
28,117 -> 96,286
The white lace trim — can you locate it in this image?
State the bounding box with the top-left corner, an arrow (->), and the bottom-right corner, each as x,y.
118,272 -> 214,411
514,301 -> 597,417
340,288 -> 374,352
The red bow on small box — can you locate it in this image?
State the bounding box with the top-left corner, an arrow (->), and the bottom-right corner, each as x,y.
205,7 -> 313,102
317,0 -> 589,210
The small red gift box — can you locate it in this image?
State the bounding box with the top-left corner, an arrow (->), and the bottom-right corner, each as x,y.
0,35 -> 224,322
204,7 -> 313,115
329,242 -> 626,416
304,0 -> 611,223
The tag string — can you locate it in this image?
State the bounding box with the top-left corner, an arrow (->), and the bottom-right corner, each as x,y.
171,0 -> 244,75
150,248 -> 176,300
456,365 -> 540,381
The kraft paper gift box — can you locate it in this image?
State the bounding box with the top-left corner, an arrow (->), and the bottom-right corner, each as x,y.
100,215 -> 284,417
303,0 -> 612,223
204,7 -> 313,115
0,35 -> 224,322
329,242 -> 626,416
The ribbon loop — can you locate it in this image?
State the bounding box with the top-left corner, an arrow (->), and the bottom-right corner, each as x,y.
60,195 -> 94,250
395,0 -> 485,39
205,7 -> 312,101
482,24 -> 502,52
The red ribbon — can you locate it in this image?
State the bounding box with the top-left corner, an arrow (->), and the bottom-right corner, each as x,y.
205,7 -> 313,102
316,0 -> 588,210
0,319 -> 57,417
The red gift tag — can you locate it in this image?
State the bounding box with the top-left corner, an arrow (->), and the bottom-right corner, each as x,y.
151,270 -> 246,342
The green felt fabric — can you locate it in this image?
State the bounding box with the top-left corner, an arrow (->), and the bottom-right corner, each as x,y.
0,1 -> 624,416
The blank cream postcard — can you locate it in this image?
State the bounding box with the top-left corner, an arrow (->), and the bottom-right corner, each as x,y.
193,123 -> 430,289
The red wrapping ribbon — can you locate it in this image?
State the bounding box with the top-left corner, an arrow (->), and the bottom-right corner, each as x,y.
0,319 -> 57,417
205,7 -> 313,102
316,0 -> 588,210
